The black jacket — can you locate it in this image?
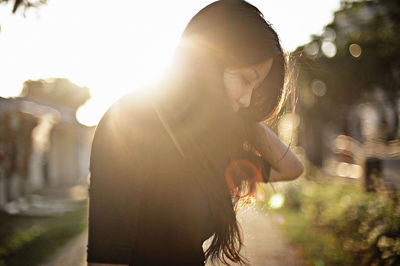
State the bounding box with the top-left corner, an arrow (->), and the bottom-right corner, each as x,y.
87,93 -> 270,265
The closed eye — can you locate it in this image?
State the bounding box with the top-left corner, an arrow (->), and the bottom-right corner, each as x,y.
239,74 -> 251,86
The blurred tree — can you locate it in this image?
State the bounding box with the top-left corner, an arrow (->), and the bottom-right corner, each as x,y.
0,0 -> 46,31
0,0 -> 46,14
296,0 -> 400,165
20,78 -> 90,110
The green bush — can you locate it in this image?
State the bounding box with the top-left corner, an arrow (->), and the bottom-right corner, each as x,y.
281,178 -> 400,266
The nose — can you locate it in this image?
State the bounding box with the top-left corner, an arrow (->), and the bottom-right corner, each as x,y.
238,91 -> 252,108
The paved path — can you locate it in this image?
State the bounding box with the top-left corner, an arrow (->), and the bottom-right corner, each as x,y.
205,206 -> 304,266
41,229 -> 88,266
42,206 -> 303,266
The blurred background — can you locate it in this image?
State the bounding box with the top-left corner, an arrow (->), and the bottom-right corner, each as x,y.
0,0 -> 399,265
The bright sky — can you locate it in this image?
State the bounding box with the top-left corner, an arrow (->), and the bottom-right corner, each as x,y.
0,0 -> 341,126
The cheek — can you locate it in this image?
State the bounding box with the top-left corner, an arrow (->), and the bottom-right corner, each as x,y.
223,75 -> 242,101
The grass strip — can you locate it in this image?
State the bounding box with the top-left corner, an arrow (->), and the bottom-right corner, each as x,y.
0,200 -> 88,266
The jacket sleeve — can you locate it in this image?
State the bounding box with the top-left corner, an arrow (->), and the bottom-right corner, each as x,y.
87,99 -> 149,264
260,158 -> 271,183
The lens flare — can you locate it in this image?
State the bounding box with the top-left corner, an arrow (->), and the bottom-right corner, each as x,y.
225,159 -> 262,197
275,214 -> 285,225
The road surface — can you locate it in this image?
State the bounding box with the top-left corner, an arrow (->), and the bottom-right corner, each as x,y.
42,206 -> 303,266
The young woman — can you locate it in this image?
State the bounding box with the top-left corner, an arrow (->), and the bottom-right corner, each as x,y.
87,1 -> 303,265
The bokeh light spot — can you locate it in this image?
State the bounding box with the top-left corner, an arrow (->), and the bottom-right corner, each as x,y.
336,162 -> 362,178
321,41 -> 337,58
225,159 -> 262,198
322,27 -> 336,42
349,43 -> 362,58
349,164 -> 363,179
257,192 -> 265,201
268,193 -> 285,209
275,214 -> 286,225
311,79 -> 327,97
304,42 -> 319,57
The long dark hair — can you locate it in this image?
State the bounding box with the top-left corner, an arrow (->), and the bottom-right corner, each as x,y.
159,0 -> 287,264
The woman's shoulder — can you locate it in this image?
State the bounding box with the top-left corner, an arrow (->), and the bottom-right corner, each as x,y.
103,92 -> 154,123
95,91 -> 162,137
90,91 -> 165,158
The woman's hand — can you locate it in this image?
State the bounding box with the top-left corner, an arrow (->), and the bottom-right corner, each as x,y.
252,122 -> 304,182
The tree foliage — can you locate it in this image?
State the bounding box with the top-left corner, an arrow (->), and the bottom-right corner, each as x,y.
0,0 -> 46,14
298,0 -> 400,106
296,0 -> 400,164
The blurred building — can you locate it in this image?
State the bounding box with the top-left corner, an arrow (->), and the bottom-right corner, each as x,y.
0,96 -> 94,211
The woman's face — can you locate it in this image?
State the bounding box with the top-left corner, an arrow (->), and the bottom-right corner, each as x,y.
223,58 -> 274,112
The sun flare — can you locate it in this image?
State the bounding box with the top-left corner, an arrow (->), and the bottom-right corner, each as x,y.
1,0 -> 341,127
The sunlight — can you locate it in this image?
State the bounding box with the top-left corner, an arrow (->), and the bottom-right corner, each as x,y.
76,98 -> 111,127
0,0 -> 341,127
268,193 -> 285,209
